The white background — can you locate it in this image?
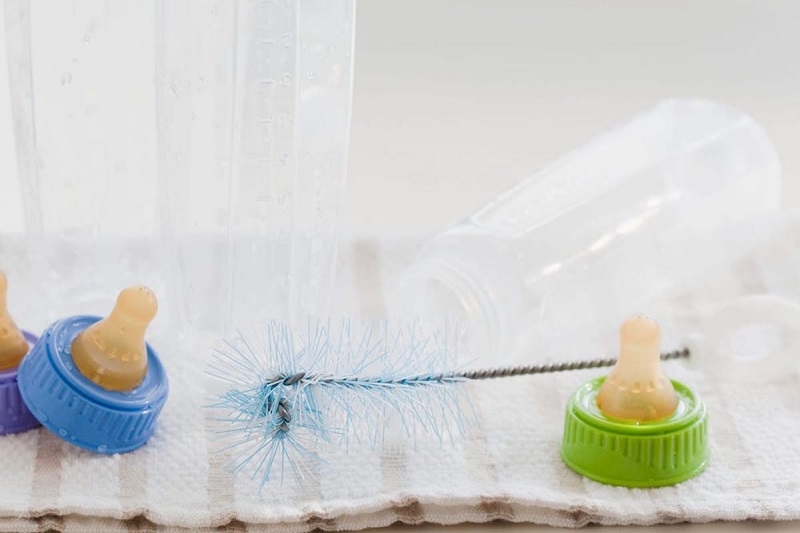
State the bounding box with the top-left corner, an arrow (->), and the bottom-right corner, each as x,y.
345,0 -> 800,239
2,0 -> 800,239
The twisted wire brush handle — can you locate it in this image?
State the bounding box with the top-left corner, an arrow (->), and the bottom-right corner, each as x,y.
458,348 -> 690,380
277,348 -> 691,385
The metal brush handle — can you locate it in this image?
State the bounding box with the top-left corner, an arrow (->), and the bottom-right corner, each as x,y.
278,348 -> 690,386
458,348 -> 690,380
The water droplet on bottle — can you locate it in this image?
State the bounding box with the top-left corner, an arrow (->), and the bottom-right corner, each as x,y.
83,34 -> 91,44
61,73 -> 72,86
97,444 -> 107,453
58,429 -> 67,436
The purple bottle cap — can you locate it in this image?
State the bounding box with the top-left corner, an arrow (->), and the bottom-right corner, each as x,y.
0,331 -> 41,435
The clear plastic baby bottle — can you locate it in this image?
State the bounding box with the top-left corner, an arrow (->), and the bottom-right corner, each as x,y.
4,0 -> 355,338
391,99 -> 781,362
157,0 -> 355,337
3,1 -> 163,330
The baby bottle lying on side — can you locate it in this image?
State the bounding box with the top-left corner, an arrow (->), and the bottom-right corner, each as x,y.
391,99 -> 781,361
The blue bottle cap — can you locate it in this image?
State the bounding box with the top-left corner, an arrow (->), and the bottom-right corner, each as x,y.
18,316 -> 168,453
0,331 -> 41,435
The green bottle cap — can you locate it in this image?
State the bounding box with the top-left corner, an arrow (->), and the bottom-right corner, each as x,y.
561,376 -> 708,487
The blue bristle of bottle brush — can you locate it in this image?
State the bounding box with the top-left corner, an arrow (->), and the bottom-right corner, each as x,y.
206,318 -> 474,486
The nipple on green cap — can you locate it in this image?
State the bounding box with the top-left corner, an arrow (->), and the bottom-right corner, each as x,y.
560,314 -> 709,487
596,314 -> 678,422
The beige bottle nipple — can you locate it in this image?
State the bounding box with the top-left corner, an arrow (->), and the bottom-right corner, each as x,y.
596,314 -> 678,422
71,286 -> 158,392
0,272 -> 30,371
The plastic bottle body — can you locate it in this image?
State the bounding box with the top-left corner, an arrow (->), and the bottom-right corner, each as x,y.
392,100 -> 781,361
3,1 -> 163,328
157,0 -> 355,337
4,0 -> 356,338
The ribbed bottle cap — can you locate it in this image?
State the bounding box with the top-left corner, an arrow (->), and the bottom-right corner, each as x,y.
0,331 -> 41,435
561,376 -> 708,487
18,316 -> 168,453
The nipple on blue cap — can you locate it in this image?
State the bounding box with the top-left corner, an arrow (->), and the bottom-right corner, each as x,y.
71,286 -> 157,391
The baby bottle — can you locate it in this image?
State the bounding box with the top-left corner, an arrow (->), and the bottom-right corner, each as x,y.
391,99 -> 781,361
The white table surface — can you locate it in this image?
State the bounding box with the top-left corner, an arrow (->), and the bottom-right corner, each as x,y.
383,524 -> 800,532
348,1 -> 800,530
2,0 -> 799,530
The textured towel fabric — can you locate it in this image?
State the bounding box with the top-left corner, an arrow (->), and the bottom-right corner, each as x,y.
1,238 -> 800,532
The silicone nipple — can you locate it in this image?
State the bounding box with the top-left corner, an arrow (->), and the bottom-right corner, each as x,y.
0,272 -> 30,370
596,314 -> 678,422
71,286 -> 157,391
